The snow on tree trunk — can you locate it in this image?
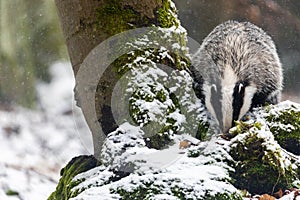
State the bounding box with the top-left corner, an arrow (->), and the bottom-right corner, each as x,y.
55,0 -> 194,158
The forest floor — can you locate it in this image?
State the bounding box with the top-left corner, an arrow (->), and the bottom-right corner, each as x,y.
0,62 -> 92,200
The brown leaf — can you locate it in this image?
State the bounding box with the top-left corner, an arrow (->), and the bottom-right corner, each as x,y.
273,189 -> 283,198
295,189 -> 300,198
259,194 -> 276,200
179,140 -> 191,149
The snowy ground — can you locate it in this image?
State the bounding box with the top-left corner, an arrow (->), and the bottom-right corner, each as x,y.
0,62 -> 92,200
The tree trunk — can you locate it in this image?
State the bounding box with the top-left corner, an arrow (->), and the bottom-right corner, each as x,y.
55,0 -> 182,158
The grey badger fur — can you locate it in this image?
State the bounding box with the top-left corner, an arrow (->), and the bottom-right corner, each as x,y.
191,21 -> 283,132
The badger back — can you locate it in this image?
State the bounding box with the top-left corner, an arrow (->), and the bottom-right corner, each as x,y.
191,21 -> 283,132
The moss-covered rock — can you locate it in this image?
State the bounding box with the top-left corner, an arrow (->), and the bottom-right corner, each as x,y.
156,0 -> 179,28
261,101 -> 300,155
51,130 -> 242,200
228,104 -> 300,195
49,101 -> 300,199
48,155 -> 98,200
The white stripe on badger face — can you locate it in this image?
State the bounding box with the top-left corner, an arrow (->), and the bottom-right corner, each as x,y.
221,65 -> 238,132
203,83 -> 218,122
238,85 -> 257,119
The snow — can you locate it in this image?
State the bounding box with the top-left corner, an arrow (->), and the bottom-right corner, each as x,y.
0,163 -> 56,200
0,62 -> 91,199
70,122 -> 239,199
69,100 -> 300,199
271,192 -> 300,200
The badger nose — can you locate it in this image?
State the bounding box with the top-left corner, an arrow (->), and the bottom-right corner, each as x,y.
222,126 -> 231,134
220,117 -> 233,133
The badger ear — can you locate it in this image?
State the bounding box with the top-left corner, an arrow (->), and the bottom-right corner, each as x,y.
238,82 -> 244,93
211,84 -> 217,92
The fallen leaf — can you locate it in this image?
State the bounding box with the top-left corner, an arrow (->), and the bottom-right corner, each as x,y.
273,189 -> 283,198
295,189 -> 300,198
179,140 -> 191,149
259,194 -> 276,200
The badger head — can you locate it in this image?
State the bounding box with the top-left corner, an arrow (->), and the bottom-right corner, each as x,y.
202,67 -> 257,133
191,21 -> 282,133
192,57 -> 281,133
198,65 -> 258,133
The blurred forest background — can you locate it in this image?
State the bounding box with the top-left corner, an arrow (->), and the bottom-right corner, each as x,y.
0,0 -> 67,108
0,0 -> 299,108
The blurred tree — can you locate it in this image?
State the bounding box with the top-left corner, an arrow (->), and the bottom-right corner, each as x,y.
0,0 -> 67,107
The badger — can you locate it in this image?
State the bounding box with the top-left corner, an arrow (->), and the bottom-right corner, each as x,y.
191,21 -> 283,133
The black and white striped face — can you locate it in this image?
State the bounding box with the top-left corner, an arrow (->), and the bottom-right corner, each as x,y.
203,66 -> 257,133
192,21 -> 283,133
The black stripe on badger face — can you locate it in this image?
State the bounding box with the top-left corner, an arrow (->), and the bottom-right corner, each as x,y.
232,80 -> 250,127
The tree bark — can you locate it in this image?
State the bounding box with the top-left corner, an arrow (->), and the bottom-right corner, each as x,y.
55,0 -> 178,157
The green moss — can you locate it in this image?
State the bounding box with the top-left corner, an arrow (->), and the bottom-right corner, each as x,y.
96,0 -> 143,36
188,148 -> 201,158
95,0 -> 180,36
110,178 -> 242,200
110,179 -> 158,199
229,129 -> 297,194
5,189 -> 19,196
48,155 -> 98,200
195,121 -> 209,140
225,104 -> 300,195
128,81 -> 180,149
116,49 -> 191,150
128,86 -> 157,125
144,132 -> 173,149
96,0 -> 189,142
265,105 -> 300,155
113,53 -> 137,77
205,193 -> 243,200
227,120 -> 262,139
156,0 -> 179,28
